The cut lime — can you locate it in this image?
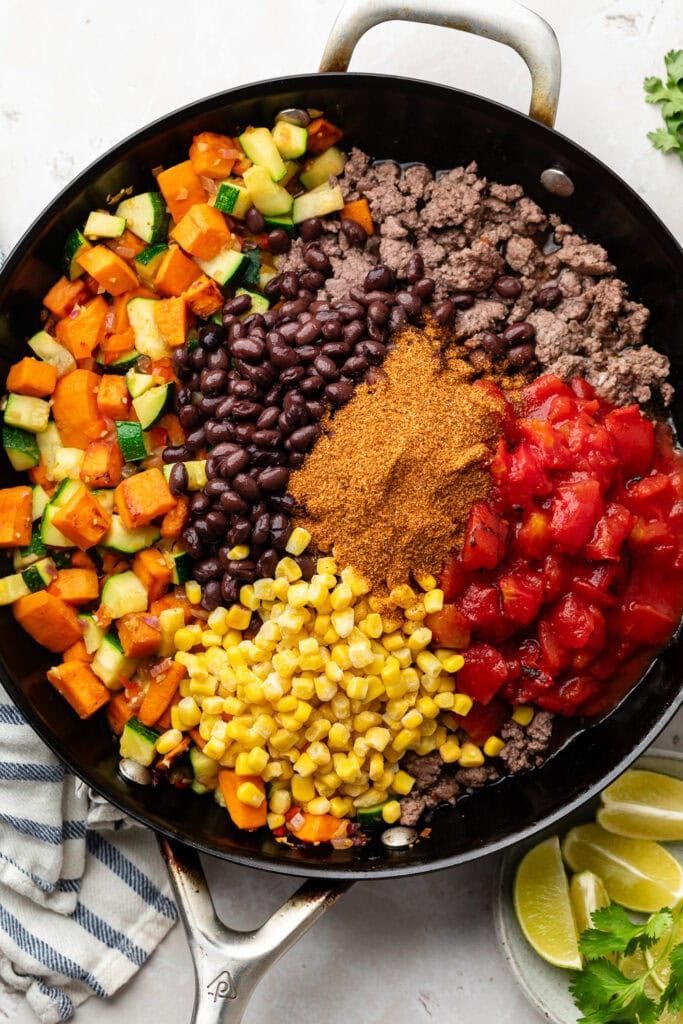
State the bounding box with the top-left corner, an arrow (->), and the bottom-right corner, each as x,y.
598,769 -> 683,841
562,823 -> 683,914
514,836 -> 582,970
569,870 -> 610,937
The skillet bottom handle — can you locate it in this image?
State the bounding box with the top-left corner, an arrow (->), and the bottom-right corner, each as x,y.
159,836 -> 351,1024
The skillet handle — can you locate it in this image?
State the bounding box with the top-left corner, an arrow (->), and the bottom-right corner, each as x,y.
319,0 -> 561,127
159,836 -> 351,1024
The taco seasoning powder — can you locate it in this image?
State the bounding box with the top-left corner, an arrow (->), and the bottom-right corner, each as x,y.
289,324 -> 506,589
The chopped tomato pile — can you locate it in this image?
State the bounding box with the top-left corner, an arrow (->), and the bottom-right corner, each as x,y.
428,374 -> 683,722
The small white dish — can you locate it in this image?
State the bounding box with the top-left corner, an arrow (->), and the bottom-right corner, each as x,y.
494,749 -> 683,1024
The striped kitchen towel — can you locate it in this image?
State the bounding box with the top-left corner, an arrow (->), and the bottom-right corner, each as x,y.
0,683 -> 177,1022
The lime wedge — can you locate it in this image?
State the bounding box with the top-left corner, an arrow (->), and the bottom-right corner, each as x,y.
562,823 -> 683,913
598,769 -> 683,841
570,870 -> 610,937
514,836 -> 582,970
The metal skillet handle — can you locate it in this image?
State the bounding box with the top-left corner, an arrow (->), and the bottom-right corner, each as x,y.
159,837 -> 351,1024
319,0 -> 561,127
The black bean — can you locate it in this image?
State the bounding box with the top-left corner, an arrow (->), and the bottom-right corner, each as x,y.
231,337 -> 264,362
280,298 -> 309,319
252,513 -> 271,545
305,399 -> 324,419
268,493 -> 295,514
388,305 -> 408,331
206,348 -> 229,371
190,493 -> 210,515
300,374 -> 325,396
257,406 -> 281,430
309,300 -> 330,314
226,518 -> 252,545
357,339 -> 386,364
535,285 -> 563,309
249,448 -> 287,468
337,301 -> 365,323
299,217 -> 323,242
205,420 -> 232,445
413,278 -> 435,300
289,424 -> 321,452
341,218 -> 367,247
479,332 -> 506,357
507,343 -> 536,367
182,526 -> 204,558
325,380 -> 354,406
264,274 -> 283,301
367,300 -> 389,325
395,290 -> 421,317
279,366 -> 306,386
228,322 -> 247,342
191,347 -> 207,370
433,299 -> 455,325
246,207 -> 266,233
236,361 -> 276,388
270,345 -> 300,369
232,399 -> 263,421
199,580 -> 221,611
256,549 -> 278,577
221,575 -> 240,604
270,520 -> 292,552
367,321 -> 388,344
364,265 -> 394,292
494,275 -> 523,299
178,404 -> 200,430
452,292 -> 475,311
288,452 -> 306,469
283,390 -> 306,416
230,379 -> 257,398
267,228 -> 290,254
321,340 -> 351,361
162,444 -> 191,463
168,463 -> 188,495
224,294 -> 252,316
197,395 -> 221,418
258,466 -> 289,492
205,509 -> 228,535
304,248 -> 331,275
295,319 -> 321,345
502,321 -> 536,345
226,559 -> 257,581
194,518 -> 213,542
317,319 -> 339,341
199,368 -> 227,394
185,428 -> 206,452
300,270 -> 325,291
198,323 -> 225,350
279,321 -> 299,343
243,313 -> 265,333
405,252 -> 425,283
212,442 -> 240,458
219,490 -> 248,514
313,354 -> 340,381
342,354 -> 369,378
365,366 -> 386,386
281,271 -> 300,299
205,479 -> 230,498
252,429 -> 281,448
206,454 -> 223,480
233,473 -> 260,502
342,321 -> 365,345
175,385 -> 192,409
173,348 -> 189,372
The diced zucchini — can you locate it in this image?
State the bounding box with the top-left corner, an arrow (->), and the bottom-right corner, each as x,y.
356,803 -> 389,828
96,350 -> 139,375
31,485 -> 50,521
0,573 -> 30,606
214,180 -> 252,219
39,503 -> 73,548
101,571 -> 148,619
51,447 -> 84,482
196,247 -> 245,287
116,192 -> 169,244
4,395 -> 50,434
126,370 -> 155,399
92,632 -> 138,690
52,550 -> 72,569
132,383 -> 171,430
236,288 -> 269,317
263,214 -> 295,236
3,425 -> 39,471
63,228 -> 91,280
272,122 -> 308,160
127,297 -> 169,360
281,160 -> 301,187
79,613 -> 105,655
292,182 -> 344,224
36,422 -> 63,480
119,717 -> 159,767
169,550 -> 192,585
21,557 -> 57,593
162,459 -> 206,491
157,606 -> 185,657
191,780 -> 212,795
238,249 -> 261,289
239,127 -> 287,182
28,331 -> 76,378
100,515 -> 160,554
92,489 -> 115,515
242,166 -> 293,217
299,147 -> 347,190
84,211 -> 126,239
190,746 -> 219,786
51,479 -> 82,508
115,420 -> 150,463
13,525 -> 47,570
134,243 -> 168,286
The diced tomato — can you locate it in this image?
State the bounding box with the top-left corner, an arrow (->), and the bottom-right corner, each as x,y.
425,604 -> 470,649
569,377 -> 596,401
438,553 -> 467,602
624,473 -> 672,517
501,443 -> 552,508
541,553 -> 568,603
457,583 -> 503,636
462,502 -> 507,571
498,571 -> 544,626
516,511 -> 551,560
569,562 -> 625,609
535,675 -> 600,714
456,642 -> 509,705
523,374 -> 574,418
538,619 -> 569,672
459,698 -> 509,744
604,404 -> 655,479
628,518 -> 674,550
549,593 -> 599,649
549,478 -> 603,553
585,503 -> 633,562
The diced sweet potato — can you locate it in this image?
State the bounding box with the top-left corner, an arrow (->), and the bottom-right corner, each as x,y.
189,132 -> 240,179
52,369 -> 106,449
341,198 -> 374,235
154,245 -> 202,297
96,375 -> 131,420
63,639 -> 93,663
154,297 -> 190,348
7,357 -> 57,397
52,486 -> 111,549
114,468 -> 175,528
48,568 -> 100,605
118,613 -> 161,657
106,692 -> 135,734
0,486 -> 32,547
98,327 -> 136,365
106,229 -> 146,261
81,438 -> 124,488
43,277 -> 89,318
171,204 -> 230,260
184,274 -> 223,317
158,414 -> 185,446
160,496 -> 189,539
14,591 -> 82,652
47,660 -> 110,718
306,118 -> 343,155
138,662 -> 186,726
157,161 -> 208,222
56,296 -> 109,360
78,246 -> 139,296
132,547 -> 172,601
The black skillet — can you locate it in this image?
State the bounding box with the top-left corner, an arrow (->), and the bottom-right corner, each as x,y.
0,1 -> 681,1019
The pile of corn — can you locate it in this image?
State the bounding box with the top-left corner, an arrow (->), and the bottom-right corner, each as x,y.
163,528 -> 507,828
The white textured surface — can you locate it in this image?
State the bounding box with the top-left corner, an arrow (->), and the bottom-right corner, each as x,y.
1,0 -> 681,1021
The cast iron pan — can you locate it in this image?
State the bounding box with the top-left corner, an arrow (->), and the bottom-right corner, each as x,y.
0,0 -> 681,886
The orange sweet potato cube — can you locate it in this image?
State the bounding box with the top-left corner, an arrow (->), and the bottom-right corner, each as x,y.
114,468 -> 175,528
157,161 -> 207,222
171,204 -> 230,260
118,613 -> 162,658
184,274 -> 223,317
154,297 -> 190,348
96,375 -> 131,419
154,245 -> 202,297
80,439 -> 124,488
55,296 -> 109,360
0,486 -> 32,547
78,246 -> 139,296
189,132 -> 239,179
52,486 -> 111,550
7,357 -> 57,397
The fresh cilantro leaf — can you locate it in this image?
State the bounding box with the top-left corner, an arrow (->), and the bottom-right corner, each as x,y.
648,129 -> 681,153
658,942 -> 683,1014
580,905 -> 672,959
664,49 -> 683,84
643,50 -> 683,160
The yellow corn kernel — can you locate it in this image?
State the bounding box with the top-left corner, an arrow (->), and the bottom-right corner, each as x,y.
349,641 -> 373,669
190,678 -> 218,699
291,676 -> 315,700
253,577 -> 275,601
291,775 -> 316,803
171,707 -> 185,731
185,580 -> 201,605
394,647 -> 412,669
223,605 -> 250,631
381,656 -> 401,686
369,751 -> 384,781
203,737 -> 227,761
357,612 -> 381,639
437,675 -> 456,693
267,812 -> 285,830
512,705 -> 534,727
278,610 -> 306,635
286,581 -> 308,608
206,607 -> 228,635
423,588 -> 444,614
316,674 -> 339,700
401,709 -> 423,730
416,651 -> 442,676
305,742 -> 329,767
272,577 -> 290,601
329,583 -> 352,611
262,761 -> 282,783
407,626 -> 432,651
328,722 -> 351,750
336,756 -> 362,784
199,696 -> 222,716
392,728 -> 417,753
222,630 -> 243,652
223,696 -> 245,716
174,625 -> 201,652
270,788 -> 292,815
235,752 -> 252,775
330,796 -> 354,818
245,747 -> 268,774
275,557 -> 302,582
404,604 -> 427,623
329,608 -> 353,638
459,742 -> 485,768
330,643 -> 350,670
269,728 -> 298,752
297,636 -> 318,656
484,735 -> 505,758
389,584 -> 416,609
385,680 -> 408,700
176,697 -> 201,728
285,526 -> 312,556
272,649 -> 298,677
306,796 -> 331,816
276,694 -> 298,713
316,556 -> 338,575
293,751 -> 316,777
293,700 -> 313,724
382,632 -> 404,652
261,675 -> 284,704
305,719 -> 331,743
236,585 -> 257,612
453,693 -> 474,716
392,770 -> 415,795
364,726 -> 391,752
156,728 -> 182,754
415,572 -> 437,591
236,781 -> 265,808
382,800 -> 402,824
435,692 -> 455,709
442,653 -> 465,674
346,676 -> 368,700
330,693 -> 351,720
439,738 -> 462,764
353,711 -> 380,733
385,698 -> 410,722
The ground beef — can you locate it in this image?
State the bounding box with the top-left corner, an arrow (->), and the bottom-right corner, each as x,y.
279,148 -> 671,407
499,711 -> 554,773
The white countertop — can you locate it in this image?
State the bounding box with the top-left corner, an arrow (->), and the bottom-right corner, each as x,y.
1,1 -> 681,1021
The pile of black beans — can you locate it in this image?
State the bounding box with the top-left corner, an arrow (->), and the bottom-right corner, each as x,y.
163,221 -> 440,611
469,275 -> 561,370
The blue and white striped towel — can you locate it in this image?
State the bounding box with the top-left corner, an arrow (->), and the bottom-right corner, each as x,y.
0,683 -> 177,1022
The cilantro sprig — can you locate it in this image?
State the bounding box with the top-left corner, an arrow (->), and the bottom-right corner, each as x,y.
570,903 -> 683,1024
643,50 -> 683,161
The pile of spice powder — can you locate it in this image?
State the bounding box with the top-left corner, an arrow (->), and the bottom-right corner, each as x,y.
289,323 -> 506,590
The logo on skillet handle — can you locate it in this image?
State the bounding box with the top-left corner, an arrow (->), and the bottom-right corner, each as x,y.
207,969 -> 237,1001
